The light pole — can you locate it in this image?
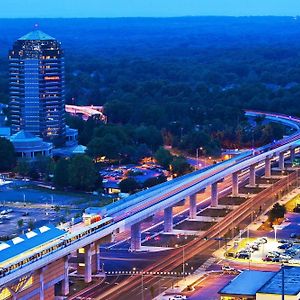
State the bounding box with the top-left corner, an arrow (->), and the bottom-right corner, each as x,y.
141,271 -> 144,300
182,246 -> 185,278
196,147 -> 204,170
273,225 -> 281,242
282,264 -> 285,300
196,148 -> 199,171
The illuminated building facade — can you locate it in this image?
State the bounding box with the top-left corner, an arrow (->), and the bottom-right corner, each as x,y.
9,29 -> 66,144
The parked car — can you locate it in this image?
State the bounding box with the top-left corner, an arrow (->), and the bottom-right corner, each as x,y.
288,258 -> 300,265
279,255 -> 291,263
262,256 -> 272,262
269,251 -> 281,256
278,243 -> 292,250
272,257 -> 280,262
257,237 -> 268,244
236,252 -> 250,259
251,244 -> 260,251
278,239 -> 289,244
284,250 -> 296,257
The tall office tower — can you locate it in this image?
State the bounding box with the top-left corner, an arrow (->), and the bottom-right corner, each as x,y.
9,29 -> 66,144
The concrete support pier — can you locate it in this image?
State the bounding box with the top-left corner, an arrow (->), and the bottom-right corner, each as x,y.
131,223 -> 141,251
279,152 -> 285,170
290,147 -> 295,162
61,256 -> 69,296
265,156 -> 271,178
95,241 -> 101,273
84,244 -> 92,283
164,206 -> 173,232
211,182 -> 218,207
39,268 -> 45,300
189,194 -> 197,219
232,172 -> 239,196
249,164 -> 256,187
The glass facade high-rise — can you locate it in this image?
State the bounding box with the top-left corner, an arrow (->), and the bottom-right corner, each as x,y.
9,29 -> 66,144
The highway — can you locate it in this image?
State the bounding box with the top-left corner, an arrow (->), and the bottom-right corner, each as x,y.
0,110 -> 300,289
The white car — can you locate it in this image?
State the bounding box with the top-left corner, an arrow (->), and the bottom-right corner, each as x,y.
257,237 -> 268,244
168,295 -> 187,300
289,258 -> 300,265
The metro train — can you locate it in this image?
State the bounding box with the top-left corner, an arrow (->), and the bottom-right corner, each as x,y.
0,217 -> 114,277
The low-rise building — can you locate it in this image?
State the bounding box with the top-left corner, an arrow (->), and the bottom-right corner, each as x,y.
219,266 -> 300,300
9,130 -> 53,158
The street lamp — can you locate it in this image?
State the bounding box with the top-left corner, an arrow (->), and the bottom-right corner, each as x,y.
141,270 -> 144,300
281,264 -> 285,300
273,225 -> 282,242
133,267 -> 144,300
182,246 -> 185,279
196,147 -> 204,170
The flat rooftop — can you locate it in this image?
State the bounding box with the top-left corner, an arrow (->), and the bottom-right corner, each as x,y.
219,270 -> 276,296
258,266 -> 300,295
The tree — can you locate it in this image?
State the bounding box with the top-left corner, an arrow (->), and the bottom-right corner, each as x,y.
28,219 -> 35,231
170,156 -> 192,176
119,178 -> 140,194
143,175 -> 166,188
17,219 -> 24,230
16,158 -> 30,176
104,100 -> 132,124
53,159 -> 70,189
87,135 -> 122,159
132,144 -> 151,162
68,154 -> 97,191
269,203 -> 286,224
78,118 -> 98,145
154,147 -> 173,169
28,167 -> 39,180
33,155 -> 55,179
134,126 -> 163,151
0,138 -> 16,171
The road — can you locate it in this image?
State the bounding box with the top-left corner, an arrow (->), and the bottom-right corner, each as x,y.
95,172 -> 297,299
73,166 -> 293,299
0,112 -> 299,294
78,171 -> 294,300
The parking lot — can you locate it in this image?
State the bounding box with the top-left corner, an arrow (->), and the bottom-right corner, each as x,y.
225,212 -> 300,266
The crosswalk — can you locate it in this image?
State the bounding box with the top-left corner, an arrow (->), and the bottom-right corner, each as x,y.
193,257 -> 217,274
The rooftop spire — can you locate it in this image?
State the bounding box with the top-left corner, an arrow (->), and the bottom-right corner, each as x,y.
18,29 -> 56,41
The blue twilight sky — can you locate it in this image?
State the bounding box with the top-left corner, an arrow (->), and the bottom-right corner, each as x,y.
1,0 -> 300,18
